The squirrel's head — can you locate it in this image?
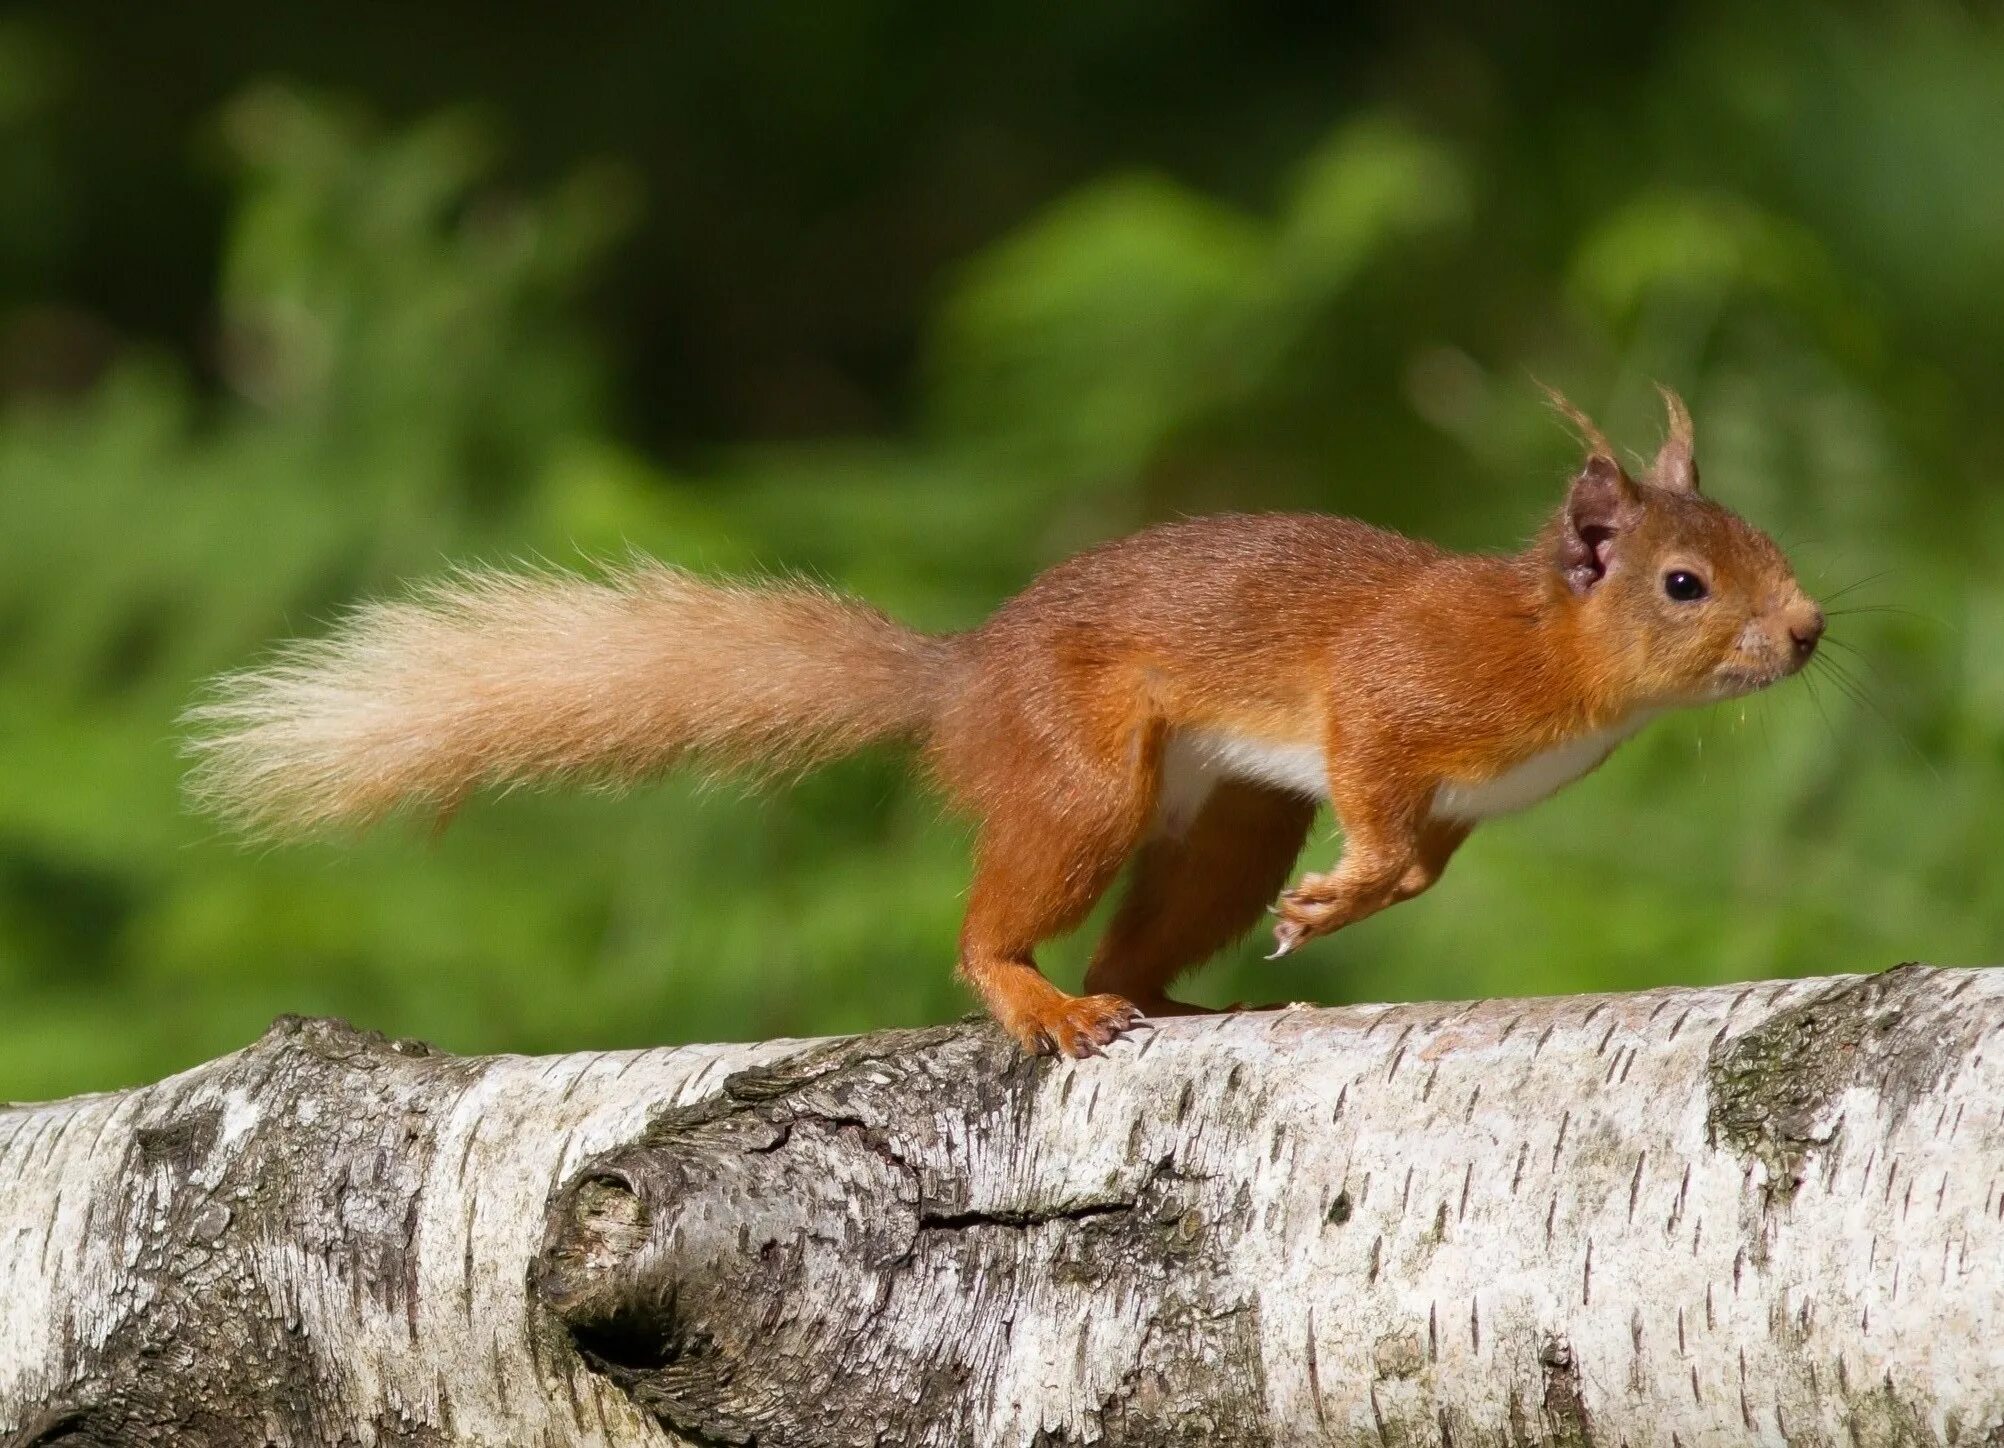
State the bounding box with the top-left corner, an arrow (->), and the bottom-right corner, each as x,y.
1545,386 -> 1822,708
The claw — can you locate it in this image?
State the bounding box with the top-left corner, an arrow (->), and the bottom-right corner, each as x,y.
1009,992 -> 1147,1060
1268,920 -> 1305,959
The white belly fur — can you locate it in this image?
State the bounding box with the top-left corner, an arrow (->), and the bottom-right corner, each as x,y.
1156,728 -> 1325,833
1154,715 -> 1655,834
1430,713 -> 1656,823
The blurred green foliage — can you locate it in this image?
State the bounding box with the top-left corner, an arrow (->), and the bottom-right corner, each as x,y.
0,5 -> 1997,1099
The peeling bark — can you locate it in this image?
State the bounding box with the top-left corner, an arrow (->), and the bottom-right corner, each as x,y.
5,965 -> 2004,1445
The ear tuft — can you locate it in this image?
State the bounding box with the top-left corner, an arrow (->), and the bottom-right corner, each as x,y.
1539,383 -> 1618,463
1650,384 -> 1700,493
1558,454 -> 1641,595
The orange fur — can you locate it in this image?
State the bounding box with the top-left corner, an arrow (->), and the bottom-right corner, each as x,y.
187,391 -> 1824,1058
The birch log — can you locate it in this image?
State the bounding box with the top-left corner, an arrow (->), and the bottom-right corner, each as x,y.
3,964 -> 2002,1447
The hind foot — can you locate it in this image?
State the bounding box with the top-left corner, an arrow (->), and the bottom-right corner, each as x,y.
997,988 -> 1145,1058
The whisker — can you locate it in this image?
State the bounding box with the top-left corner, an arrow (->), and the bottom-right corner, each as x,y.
1825,603 -> 1948,627
1820,635 -> 1901,689
1819,568 -> 1898,605
1815,651 -> 1871,701
1798,666 -> 1839,747
1812,658 -> 1876,724
1810,655 -> 1941,783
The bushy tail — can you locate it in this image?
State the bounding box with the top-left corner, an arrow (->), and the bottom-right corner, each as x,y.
184,561 -> 954,835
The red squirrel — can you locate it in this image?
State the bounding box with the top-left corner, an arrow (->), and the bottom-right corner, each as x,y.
187,388 -> 1824,1057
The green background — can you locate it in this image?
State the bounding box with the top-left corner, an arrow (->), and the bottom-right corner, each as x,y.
0,3 -> 1992,1100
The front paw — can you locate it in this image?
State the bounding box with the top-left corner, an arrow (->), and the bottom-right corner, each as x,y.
1268,887 -> 1337,958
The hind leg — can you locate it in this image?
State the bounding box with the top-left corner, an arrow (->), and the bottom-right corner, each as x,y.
960,808 -> 1151,1057
956,729 -> 1166,1057
1084,780 -> 1317,1014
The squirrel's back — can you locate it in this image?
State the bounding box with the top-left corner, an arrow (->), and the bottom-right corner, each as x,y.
952,512 -> 1450,712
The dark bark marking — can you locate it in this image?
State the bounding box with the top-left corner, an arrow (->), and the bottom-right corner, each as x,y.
1708,965 -> 1982,1207
915,1197 -> 1136,1232
1539,1337 -> 1597,1445
1304,1308 -> 1328,1433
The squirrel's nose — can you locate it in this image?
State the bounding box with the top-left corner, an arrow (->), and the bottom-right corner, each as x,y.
1790,607 -> 1826,660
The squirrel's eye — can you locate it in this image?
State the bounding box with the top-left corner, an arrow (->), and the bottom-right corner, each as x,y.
1663,569 -> 1709,603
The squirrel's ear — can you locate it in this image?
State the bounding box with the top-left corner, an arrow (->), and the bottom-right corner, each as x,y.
1559,454 -> 1642,595
1649,384 -> 1699,494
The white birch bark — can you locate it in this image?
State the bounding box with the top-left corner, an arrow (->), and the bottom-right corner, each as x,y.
2,964 -> 2001,1446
